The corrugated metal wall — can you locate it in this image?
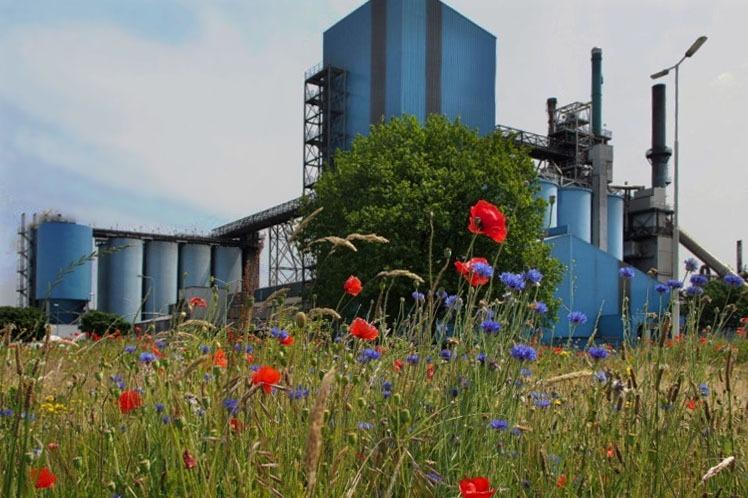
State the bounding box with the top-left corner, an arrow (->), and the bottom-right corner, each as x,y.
143,241 -> 179,318
398,0 -> 426,121
324,2 -> 372,146
99,238 -> 144,322
440,4 -> 496,134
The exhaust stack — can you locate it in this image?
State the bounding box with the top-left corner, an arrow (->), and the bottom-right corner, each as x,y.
646,84 -> 672,188
591,48 -> 602,136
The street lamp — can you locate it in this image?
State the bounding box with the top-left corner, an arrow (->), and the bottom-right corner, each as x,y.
651,35 -> 707,338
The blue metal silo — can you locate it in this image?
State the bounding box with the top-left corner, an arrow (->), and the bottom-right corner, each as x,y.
143,241 -> 178,319
34,221 -> 93,324
100,238 -> 144,322
179,244 -> 211,289
607,193 -> 624,260
536,179 -> 558,229
557,186 -> 592,243
213,246 -> 242,293
96,243 -> 109,312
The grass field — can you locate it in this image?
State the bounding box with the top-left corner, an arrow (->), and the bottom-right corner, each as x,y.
1,290 -> 746,497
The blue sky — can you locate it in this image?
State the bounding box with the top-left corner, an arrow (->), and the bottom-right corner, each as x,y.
1,0 -> 747,305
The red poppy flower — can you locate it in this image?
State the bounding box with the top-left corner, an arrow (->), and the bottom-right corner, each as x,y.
426,364 -> 436,380
468,200 -> 507,243
685,398 -> 698,410
556,474 -> 568,488
279,335 -> 295,346
245,353 -> 255,363
189,296 -> 207,309
251,365 -> 282,394
183,449 -> 197,469
455,257 -> 491,286
459,477 -> 496,498
213,349 -> 227,368
740,316 -> 748,325
30,467 -> 56,489
349,318 -> 379,341
736,327 -> 746,338
229,417 -> 244,432
47,442 -> 59,451
606,445 -> 615,459
150,345 -> 163,359
393,359 -> 403,373
118,390 -> 142,414
343,275 -> 363,296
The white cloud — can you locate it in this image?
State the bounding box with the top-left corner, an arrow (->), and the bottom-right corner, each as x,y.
0,8 -> 315,220
710,71 -> 739,88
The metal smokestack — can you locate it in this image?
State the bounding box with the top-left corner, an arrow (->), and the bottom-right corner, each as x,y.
646,83 -> 672,188
591,48 -> 602,136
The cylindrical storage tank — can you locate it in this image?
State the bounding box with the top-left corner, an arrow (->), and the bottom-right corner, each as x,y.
213,246 -> 242,293
536,179 -> 558,229
34,222 -> 93,323
179,244 -> 211,289
607,193 -> 624,260
143,241 -> 178,319
100,238 -> 144,322
557,186 -> 592,243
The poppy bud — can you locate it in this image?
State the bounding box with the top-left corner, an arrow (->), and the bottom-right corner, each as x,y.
73,457 -> 83,469
295,311 -> 307,328
444,248 -> 452,258
95,372 -> 103,382
139,459 -> 151,472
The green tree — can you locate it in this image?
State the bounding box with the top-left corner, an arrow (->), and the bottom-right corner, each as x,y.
698,279 -> 748,330
299,115 -> 561,317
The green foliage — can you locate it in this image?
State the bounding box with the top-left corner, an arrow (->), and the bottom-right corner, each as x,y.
0,306 -> 46,341
699,279 -> 748,330
80,310 -> 132,335
300,115 -> 561,316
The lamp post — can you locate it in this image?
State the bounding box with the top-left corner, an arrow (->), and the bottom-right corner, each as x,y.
651,35 -> 707,338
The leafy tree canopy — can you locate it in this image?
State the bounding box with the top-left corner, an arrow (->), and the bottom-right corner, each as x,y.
299,115 -> 561,318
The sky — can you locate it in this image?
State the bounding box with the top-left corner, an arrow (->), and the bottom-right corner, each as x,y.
1,0 -> 746,305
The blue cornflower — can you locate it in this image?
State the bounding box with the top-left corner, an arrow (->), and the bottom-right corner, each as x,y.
412,290 -> 425,303
525,268 -> 543,285
699,383 -> 709,397
480,320 -> 501,334
472,261 -> 494,279
405,354 -> 419,364
500,272 -> 526,292
724,274 -> 745,288
520,368 -> 532,377
619,267 -> 635,279
436,289 -> 448,300
357,421 -> 374,431
532,301 -> 548,314
686,286 -> 704,297
203,373 -> 213,382
162,416 -> 171,425
288,386 -> 309,400
425,470 -> 443,483
449,387 -> 459,398
685,258 -> 699,272
249,365 -> 260,372
271,328 -> 289,340
476,352 -> 487,364
223,398 -> 239,414
587,346 -> 609,360
124,345 -> 136,354
439,349 -> 452,362
655,283 -> 670,294
110,374 -> 126,390
199,344 -> 210,354
666,279 -> 683,289
444,295 -> 462,309
510,344 -> 537,362
0,408 -> 13,417
155,339 -> 167,350
534,398 -> 551,409
155,403 -> 165,413
139,352 -> 157,364
233,343 -> 243,352
382,381 -> 393,398
595,370 -> 607,383
568,311 -> 588,326
690,274 -> 708,287
357,348 -> 381,363
490,419 -> 509,430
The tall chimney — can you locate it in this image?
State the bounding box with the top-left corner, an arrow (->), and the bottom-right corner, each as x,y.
646,84 -> 672,188
738,240 -> 744,274
591,48 -> 602,136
